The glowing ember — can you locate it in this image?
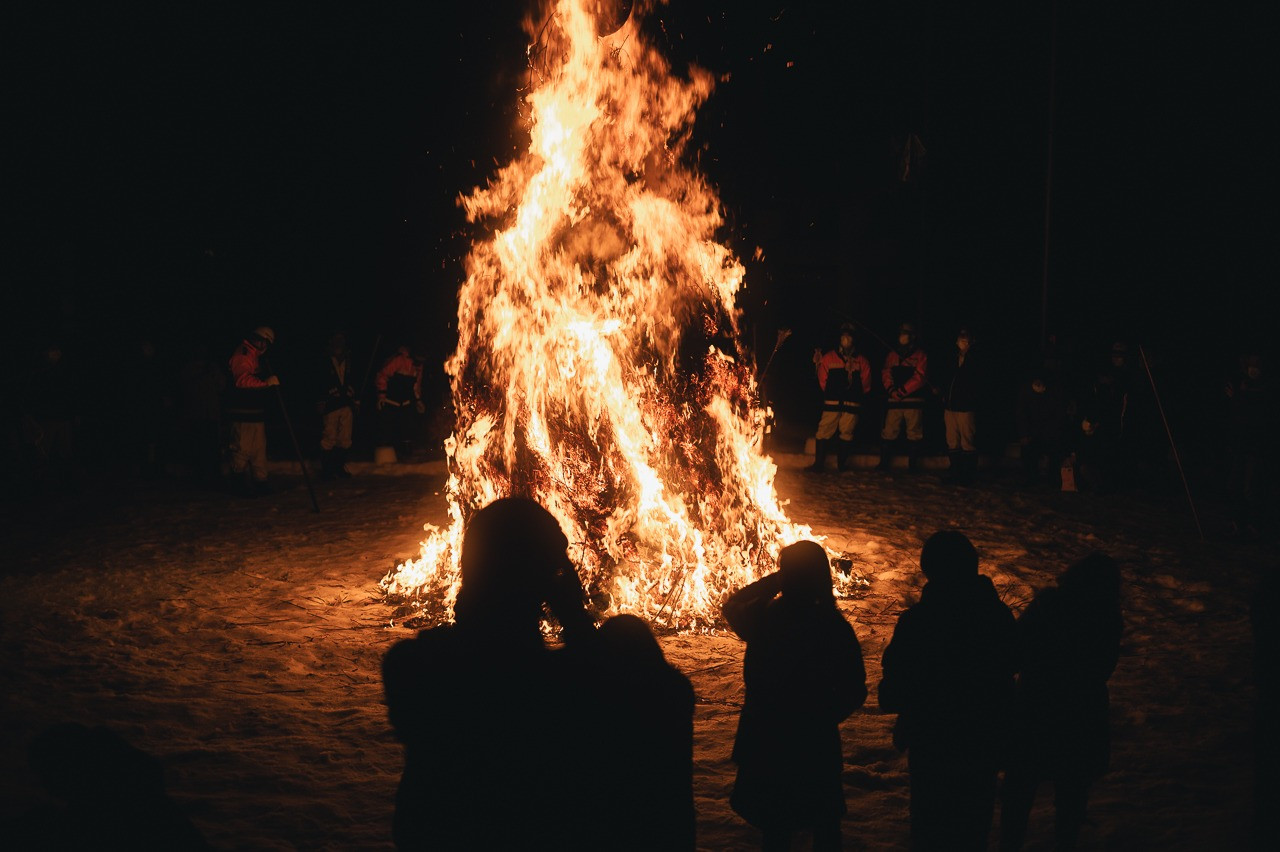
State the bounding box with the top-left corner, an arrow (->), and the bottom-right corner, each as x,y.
381,0 -> 861,630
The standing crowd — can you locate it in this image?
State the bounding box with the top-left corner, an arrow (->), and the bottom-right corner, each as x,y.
382,496 -> 1125,851
801,320 -> 1277,537
3,325 -> 445,498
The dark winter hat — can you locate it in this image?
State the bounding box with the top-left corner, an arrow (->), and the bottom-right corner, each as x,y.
920,530 -> 978,581
1058,552 -> 1120,602
458,497 -> 573,608
778,540 -> 834,600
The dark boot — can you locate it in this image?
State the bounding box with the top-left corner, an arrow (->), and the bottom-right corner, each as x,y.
320,449 -> 340,481
837,439 -> 856,471
876,443 -> 895,472
958,451 -> 979,485
944,450 -> 961,482
806,439 -> 829,472
907,441 -> 924,473
334,447 -> 353,478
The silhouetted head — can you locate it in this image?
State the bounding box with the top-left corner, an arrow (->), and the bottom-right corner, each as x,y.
920,530 -> 979,583
1058,552 -> 1120,605
455,497 -> 574,626
598,613 -> 665,668
778,540 -> 834,602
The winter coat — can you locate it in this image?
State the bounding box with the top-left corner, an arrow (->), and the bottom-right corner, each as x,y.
376,353 -> 423,407
226,340 -> 272,423
725,581 -> 867,829
1016,380 -> 1069,443
882,346 -> 929,408
1010,584 -> 1122,780
319,355 -> 356,415
817,349 -> 873,406
878,573 -> 1017,765
942,351 -> 983,413
383,624 -> 581,850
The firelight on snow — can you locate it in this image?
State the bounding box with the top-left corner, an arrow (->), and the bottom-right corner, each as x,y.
380,0 -> 866,629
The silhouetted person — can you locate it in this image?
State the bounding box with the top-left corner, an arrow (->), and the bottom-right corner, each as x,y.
878,321 -> 929,473
177,342 -> 226,486
808,323 -> 873,472
723,540 -> 868,851
5,723 -> 210,851
226,326 -> 279,495
20,342 -> 82,493
375,344 -> 426,462
1224,350 -> 1276,539
381,496 -> 600,850
878,530 -> 1017,851
1016,369 -> 1070,489
594,613 -> 696,850
124,337 -> 171,478
999,553 -> 1123,851
317,331 -> 357,479
1251,567 -> 1278,851
940,327 -> 984,485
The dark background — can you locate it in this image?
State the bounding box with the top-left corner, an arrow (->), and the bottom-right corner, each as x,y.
6,0 -> 1269,464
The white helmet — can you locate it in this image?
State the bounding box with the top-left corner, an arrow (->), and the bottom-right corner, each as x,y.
253,326 -> 275,344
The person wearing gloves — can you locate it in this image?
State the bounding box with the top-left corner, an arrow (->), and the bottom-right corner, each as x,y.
878,322 -> 929,472
376,344 -> 426,462
226,326 -> 279,495
808,323 -> 873,472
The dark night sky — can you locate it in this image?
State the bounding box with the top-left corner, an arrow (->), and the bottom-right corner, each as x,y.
6,1 -> 1269,425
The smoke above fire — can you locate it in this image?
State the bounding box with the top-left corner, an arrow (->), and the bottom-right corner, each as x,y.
380,0 -> 859,630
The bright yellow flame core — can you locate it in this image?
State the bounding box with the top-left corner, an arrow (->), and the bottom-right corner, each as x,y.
380,0 -> 841,630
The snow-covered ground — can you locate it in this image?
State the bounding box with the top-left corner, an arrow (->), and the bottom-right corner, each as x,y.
0,456 -> 1266,850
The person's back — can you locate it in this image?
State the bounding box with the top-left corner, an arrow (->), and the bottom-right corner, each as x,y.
381,497 -> 596,850
724,541 -> 867,850
592,614 -> 696,850
878,531 -> 1016,852
1000,553 -> 1122,851
383,618 -> 572,849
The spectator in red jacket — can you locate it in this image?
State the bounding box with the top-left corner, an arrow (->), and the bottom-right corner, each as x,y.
376,344 -> 425,462
878,322 -> 929,472
808,323 -> 873,472
226,326 -> 278,494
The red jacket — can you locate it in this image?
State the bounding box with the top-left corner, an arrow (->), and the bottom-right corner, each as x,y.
377,353 -> 423,407
227,340 -> 271,422
230,341 -> 270,388
882,346 -> 928,407
816,350 -> 872,402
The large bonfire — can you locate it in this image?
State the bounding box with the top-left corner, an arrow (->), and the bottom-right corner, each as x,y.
381,0 -> 854,630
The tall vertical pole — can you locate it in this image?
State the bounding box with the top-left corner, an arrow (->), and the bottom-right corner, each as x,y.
1040,0 -> 1059,355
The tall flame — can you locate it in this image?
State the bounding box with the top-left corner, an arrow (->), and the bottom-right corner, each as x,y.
381,0 -> 846,630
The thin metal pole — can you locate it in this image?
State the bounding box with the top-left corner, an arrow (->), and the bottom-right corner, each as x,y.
1040,0 -> 1059,354
274,384 -> 321,513
1139,345 -> 1203,540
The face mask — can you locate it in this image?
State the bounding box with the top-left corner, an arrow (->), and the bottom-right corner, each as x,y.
898,334 -> 911,346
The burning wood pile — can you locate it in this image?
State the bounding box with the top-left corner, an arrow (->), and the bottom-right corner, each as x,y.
381,0 -> 865,630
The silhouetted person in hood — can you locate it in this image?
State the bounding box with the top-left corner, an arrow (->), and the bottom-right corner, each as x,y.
878,530 -> 1017,851
5,723 -> 210,851
381,496 -> 597,850
593,613 -> 696,850
999,553 -> 1123,851
723,540 -> 868,851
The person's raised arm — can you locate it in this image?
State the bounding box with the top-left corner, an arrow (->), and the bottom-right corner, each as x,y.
721,571 -> 784,641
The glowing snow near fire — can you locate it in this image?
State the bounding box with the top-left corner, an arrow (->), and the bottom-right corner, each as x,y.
380,0 -> 863,630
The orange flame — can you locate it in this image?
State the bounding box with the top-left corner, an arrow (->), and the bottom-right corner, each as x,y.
381,0 -> 851,630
